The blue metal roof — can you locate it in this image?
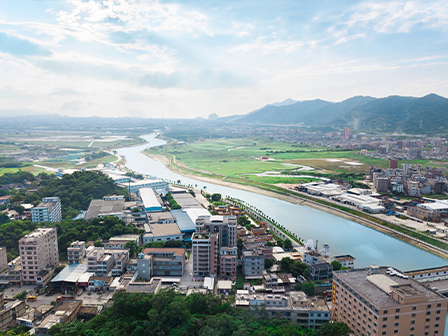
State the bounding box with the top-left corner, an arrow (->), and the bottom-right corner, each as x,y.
171,209 -> 195,232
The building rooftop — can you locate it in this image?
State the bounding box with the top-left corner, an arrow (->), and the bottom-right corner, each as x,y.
145,223 -> 181,237
140,188 -> 162,209
149,211 -> 175,223
171,193 -> 202,208
333,255 -> 355,261
51,262 -> 88,284
84,198 -> 124,219
37,300 -> 82,331
334,267 -> 445,308
33,200 -> 59,212
171,209 -> 196,232
143,247 -> 185,256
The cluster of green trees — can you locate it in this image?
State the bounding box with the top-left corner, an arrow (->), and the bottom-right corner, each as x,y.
0,216 -> 143,261
143,240 -> 184,249
35,171 -> 129,219
48,290 -> 351,336
84,151 -> 108,161
165,193 -> 181,210
0,171 -> 35,185
125,171 -> 144,180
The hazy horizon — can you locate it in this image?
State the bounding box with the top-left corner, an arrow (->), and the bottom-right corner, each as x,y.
1,0 -> 447,119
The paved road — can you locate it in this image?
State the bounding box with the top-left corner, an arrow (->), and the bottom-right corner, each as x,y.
180,252 -> 193,288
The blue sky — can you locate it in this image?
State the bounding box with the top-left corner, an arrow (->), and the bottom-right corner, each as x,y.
0,0 -> 447,118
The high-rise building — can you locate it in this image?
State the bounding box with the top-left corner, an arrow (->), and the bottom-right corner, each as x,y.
242,249 -> 265,279
195,215 -> 237,249
0,247 -> 7,273
192,232 -> 218,277
344,127 -> 350,139
19,228 -> 59,285
389,159 -> 398,169
332,266 -> 448,336
31,197 -> 62,223
402,163 -> 412,174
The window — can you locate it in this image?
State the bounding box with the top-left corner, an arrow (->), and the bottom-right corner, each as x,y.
411,313 -> 416,317
394,316 -> 399,320
394,323 -> 399,327
395,308 -> 400,313
393,330 -> 398,334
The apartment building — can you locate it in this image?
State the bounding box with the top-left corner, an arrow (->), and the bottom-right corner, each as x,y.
332,255 -> 356,269
137,254 -> 152,281
195,215 -> 237,249
219,247 -> 237,278
31,197 -> 62,223
0,257 -> 22,287
143,247 -> 185,277
242,249 -> 265,279
19,228 -> 59,285
235,291 -> 330,330
67,241 -> 86,265
332,266 -> 448,336
0,248 -> 7,273
192,232 -> 218,277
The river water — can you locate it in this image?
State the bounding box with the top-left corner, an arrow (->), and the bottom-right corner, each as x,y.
118,134 -> 447,271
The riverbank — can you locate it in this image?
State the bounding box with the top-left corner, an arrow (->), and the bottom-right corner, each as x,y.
143,150 -> 448,261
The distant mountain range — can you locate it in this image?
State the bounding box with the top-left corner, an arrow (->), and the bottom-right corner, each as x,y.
220,93 -> 448,134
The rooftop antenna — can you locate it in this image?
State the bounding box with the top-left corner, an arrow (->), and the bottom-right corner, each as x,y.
315,239 -> 318,251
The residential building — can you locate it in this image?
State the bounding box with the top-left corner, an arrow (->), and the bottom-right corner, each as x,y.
67,241 -> 86,265
304,251 -> 325,266
103,234 -> 141,249
219,247 -> 238,278
137,253 -> 152,281
0,247 -> 7,273
35,301 -> 82,336
242,249 -> 264,279
0,293 -> 26,329
84,195 -> 125,220
195,215 -> 237,249
88,276 -> 114,291
0,257 -> 22,287
86,247 -> 104,273
96,254 -> 114,276
143,247 -> 185,277
389,159 -> 398,169
31,197 -> 62,223
112,250 -> 129,276
402,163 -> 412,174
332,255 -> 355,269
235,291 -> 330,330
19,228 -> 59,285
143,223 -> 182,245
332,266 -> 448,336
192,232 -> 218,277
308,262 -> 333,281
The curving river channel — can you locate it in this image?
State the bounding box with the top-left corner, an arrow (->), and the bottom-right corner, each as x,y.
118,134 -> 447,271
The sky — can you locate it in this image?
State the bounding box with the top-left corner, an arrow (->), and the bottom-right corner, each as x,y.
0,0 -> 447,119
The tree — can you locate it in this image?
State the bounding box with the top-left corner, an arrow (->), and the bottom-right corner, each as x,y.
264,259 -> 273,270
283,238 -> 293,251
211,193 -> 221,202
317,321 -> 352,336
280,257 -> 294,273
9,195 -> 23,203
302,281 -> 315,296
331,260 -> 342,271
124,241 -> 141,257
11,205 -> 25,215
94,241 -> 103,247
164,240 -> 183,248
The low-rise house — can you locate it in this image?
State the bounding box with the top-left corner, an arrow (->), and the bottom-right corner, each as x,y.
35,300 -> 82,336
308,262 -> 333,281
235,291 -> 330,329
332,255 -> 355,269
88,276 -> 114,291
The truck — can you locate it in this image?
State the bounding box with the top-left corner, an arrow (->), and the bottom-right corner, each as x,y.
56,295 -> 74,303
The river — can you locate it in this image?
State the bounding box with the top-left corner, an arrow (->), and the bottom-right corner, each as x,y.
118,134 -> 447,271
